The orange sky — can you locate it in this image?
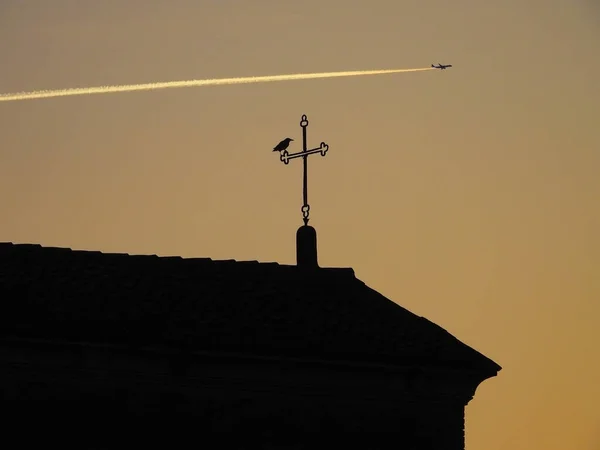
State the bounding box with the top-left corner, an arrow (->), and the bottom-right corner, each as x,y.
1,1 -> 599,448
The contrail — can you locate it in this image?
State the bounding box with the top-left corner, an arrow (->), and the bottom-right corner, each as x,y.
0,67 -> 434,103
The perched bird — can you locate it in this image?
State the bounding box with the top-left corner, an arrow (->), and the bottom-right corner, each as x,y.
273,137 -> 293,152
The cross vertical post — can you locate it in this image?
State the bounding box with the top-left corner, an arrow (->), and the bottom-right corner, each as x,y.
302,116 -> 308,225
277,114 -> 329,226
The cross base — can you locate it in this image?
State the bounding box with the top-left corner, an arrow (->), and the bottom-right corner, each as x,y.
297,224 -> 318,268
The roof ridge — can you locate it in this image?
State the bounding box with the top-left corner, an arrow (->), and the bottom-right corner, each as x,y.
0,242 -> 360,274
0,242 -> 285,266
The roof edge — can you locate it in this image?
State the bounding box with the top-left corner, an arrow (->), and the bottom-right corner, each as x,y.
0,242 -> 355,275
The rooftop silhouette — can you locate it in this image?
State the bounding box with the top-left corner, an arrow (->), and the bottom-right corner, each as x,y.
0,241 -> 500,376
1,239 -> 502,446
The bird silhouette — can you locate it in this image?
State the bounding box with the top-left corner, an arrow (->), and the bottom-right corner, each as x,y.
273,138 -> 293,152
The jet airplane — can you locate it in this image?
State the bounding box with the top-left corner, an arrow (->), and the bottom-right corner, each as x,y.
432,63 -> 452,70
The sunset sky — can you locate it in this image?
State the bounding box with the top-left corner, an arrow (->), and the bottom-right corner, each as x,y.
1,1 -> 599,448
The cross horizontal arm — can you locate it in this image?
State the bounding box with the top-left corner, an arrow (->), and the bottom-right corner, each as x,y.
279,142 -> 329,165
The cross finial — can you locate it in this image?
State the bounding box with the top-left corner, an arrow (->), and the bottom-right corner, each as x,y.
275,114 -> 329,225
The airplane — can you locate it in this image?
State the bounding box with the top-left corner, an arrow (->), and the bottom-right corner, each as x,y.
432,63 -> 452,70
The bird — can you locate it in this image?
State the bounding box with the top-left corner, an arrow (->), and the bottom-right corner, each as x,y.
273,138 -> 293,152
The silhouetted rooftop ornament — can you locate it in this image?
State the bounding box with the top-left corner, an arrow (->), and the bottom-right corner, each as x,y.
274,114 -> 329,269
275,114 -> 329,227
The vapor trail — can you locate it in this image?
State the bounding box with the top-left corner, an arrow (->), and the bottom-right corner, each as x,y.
0,67 -> 434,103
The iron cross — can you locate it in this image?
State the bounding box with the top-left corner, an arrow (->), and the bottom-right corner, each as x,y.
275,114 -> 329,225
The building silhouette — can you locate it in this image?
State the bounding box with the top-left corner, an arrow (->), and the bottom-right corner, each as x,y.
0,225 -> 501,449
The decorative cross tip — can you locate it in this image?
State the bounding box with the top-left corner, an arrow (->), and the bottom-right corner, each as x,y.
301,204 -> 310,221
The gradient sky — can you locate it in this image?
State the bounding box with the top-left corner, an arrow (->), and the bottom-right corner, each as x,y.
1,1 -> 599,448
